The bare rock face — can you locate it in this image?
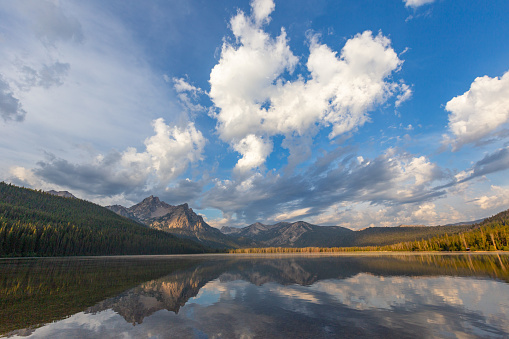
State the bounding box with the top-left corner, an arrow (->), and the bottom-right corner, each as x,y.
128,196 -> 176,220
107,197 -> 203,231
262,221 -> 315,247
106,197 -> 237,248
149,204 -> 207,232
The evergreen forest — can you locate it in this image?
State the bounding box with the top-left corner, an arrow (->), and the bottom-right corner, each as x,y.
230,208 -> 509,253
0,182 -> 208,257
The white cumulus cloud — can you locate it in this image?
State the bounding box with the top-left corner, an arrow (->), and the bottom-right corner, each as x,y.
251,0 -> 275,26
143,118 -> 206,184
474,185 -> 509,211
444,70 -> 509,150
233,134 -> 273,173
209,0 -> 408,173
12,118 -> 206,198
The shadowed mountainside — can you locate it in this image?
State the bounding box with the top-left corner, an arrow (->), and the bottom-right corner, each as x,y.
222,220 -> 476,248
0,182 -> 208,257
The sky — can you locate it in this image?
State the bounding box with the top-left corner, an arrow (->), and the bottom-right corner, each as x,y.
1,0 -> 509,230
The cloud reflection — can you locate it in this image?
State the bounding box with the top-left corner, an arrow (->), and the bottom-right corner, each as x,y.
9,255 -> 509,339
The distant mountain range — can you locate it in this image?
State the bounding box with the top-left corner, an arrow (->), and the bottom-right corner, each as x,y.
221,220 -> 477,248
106,195 -> 479,249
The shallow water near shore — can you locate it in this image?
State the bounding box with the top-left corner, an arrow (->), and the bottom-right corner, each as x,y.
1,253 -> 509,338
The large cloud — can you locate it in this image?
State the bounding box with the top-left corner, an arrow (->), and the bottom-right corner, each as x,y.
13,118 -> 206,198
0,0 -> 188,179
209,0 -> 408,173
444,70 -> 509,150
202,147 -> 445,227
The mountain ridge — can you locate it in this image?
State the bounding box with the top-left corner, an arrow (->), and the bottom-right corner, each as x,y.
221,219 -> 478,248
106,197 -> 239,249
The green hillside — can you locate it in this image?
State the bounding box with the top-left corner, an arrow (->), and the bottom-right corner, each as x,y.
352,224 -> 475,247
383,209 -> 509,251
0,182 -> 209,257
230,208 -> 509,253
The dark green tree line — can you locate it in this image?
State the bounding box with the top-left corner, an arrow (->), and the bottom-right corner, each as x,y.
0,182 -> 209,257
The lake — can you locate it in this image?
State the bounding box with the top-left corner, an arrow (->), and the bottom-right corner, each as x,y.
1,253 -> 509,338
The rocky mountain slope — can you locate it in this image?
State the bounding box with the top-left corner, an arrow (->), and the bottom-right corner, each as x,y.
222,222 -> 287,237
106,197 -> 241,248
106,196 -> 482,249
224,221 -> 354,247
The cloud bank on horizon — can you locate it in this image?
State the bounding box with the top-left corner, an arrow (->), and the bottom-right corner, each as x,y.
1,0 -> 508,229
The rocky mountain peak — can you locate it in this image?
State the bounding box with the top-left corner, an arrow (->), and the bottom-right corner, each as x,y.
290,221 -> 313,229
106,197 -> 237,248
177,203 -> 189,210
141,195 -> 160,205
126,196 -> 174,220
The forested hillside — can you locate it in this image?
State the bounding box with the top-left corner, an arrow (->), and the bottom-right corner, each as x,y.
230,208 -> 509,253
383,209 -> 509,251
0,183 -> 208,257
224,220 -> 475,249
351,224 -> 475,247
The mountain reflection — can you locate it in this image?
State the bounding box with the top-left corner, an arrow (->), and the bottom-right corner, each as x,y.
3,254 -> 509,338
81,254 -> 509,326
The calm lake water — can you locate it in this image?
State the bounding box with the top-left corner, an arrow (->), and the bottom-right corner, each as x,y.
1,253 -> 509,338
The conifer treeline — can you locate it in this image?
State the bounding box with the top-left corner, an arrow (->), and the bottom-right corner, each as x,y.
383,209 -> 509,251
0,182 -> 208,257
229,208 -> 509,254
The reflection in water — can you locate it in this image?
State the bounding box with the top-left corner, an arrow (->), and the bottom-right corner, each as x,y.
2,254 -> 509,338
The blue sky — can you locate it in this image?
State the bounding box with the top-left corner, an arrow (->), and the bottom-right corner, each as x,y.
1,0 -> 508,229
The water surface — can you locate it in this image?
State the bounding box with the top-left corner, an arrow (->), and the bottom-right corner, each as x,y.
1,253 -> 509,338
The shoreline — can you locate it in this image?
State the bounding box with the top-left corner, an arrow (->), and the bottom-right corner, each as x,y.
1,250 -> 509,260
